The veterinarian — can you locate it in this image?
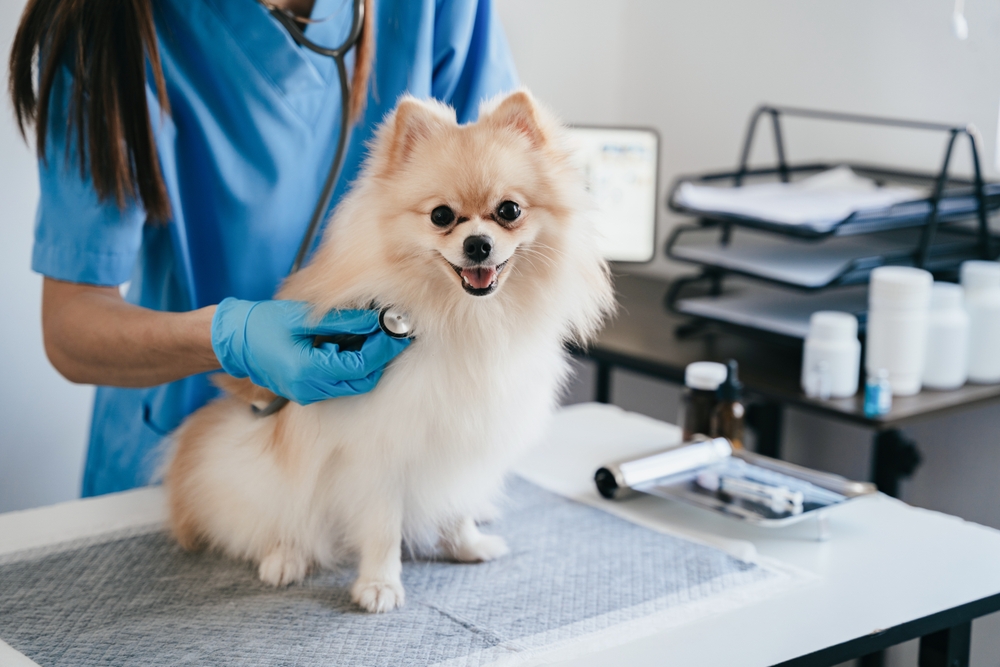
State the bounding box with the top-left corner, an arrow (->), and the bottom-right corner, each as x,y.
10,0 -> 518,497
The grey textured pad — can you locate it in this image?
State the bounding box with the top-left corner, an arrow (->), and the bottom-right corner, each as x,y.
0,478 -> 775,667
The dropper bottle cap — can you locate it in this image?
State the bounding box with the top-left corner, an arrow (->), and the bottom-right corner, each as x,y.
717,360 -> 743,402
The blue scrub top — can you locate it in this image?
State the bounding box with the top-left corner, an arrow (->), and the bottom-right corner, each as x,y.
32,0 -> 518,497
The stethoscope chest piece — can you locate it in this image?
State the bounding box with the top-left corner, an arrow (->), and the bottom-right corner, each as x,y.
379,307 -> 414,339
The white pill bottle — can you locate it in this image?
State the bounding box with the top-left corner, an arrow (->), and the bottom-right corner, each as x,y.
961,260 -> 1000,384
865,266 -> 933,396
922,282 -> 969,390
801,311 -> 861,399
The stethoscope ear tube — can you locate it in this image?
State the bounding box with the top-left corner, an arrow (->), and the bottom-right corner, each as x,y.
251,395 -> 289,418
248,0 -> 367,419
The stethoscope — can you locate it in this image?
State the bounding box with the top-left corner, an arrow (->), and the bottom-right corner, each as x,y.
251,0 -> 413,417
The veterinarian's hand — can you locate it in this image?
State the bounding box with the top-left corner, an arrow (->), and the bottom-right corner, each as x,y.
211,299 -> 411,404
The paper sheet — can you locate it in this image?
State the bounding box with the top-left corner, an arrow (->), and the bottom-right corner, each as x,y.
675,166 -> 926,232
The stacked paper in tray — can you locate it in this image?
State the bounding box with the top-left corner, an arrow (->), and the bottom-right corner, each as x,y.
675,282 -> 869,339
675,166 -> 926,232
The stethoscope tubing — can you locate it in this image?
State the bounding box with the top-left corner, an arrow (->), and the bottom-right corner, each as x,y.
251,0 -> 366,418
264,0 -> 366,273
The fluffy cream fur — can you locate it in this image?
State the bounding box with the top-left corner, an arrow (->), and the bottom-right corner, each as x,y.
164,89 -> 614,613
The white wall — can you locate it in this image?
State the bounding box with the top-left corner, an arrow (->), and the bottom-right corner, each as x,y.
500,0 -> 1000,277
0,0 -> 93,513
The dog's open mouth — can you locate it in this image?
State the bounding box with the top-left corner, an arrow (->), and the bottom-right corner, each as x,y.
449,261 -> 509,296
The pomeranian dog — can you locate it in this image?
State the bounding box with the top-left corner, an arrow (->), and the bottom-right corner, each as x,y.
164,89 -> 614,613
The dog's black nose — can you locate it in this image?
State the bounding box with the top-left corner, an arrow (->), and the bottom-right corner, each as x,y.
463,235 -> 493,263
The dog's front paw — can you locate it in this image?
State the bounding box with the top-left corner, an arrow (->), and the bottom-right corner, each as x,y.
451,533 -> 509,563
258,548 -> 308,587
351,578 -> 405,613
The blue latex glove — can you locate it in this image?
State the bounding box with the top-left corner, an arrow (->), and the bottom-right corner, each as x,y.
211,298 -> 411,405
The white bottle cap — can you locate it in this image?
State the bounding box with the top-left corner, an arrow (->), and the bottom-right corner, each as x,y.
868,266 -> 933,309
684,361 -> 728,391
807,311 -> 858,342
929,281 -> 964,310
960,260 -> 1000,292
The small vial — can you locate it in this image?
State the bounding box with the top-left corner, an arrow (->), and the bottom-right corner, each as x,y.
681,361 -> 728,440
863,368 -> 893,417
710,360 -> 745,450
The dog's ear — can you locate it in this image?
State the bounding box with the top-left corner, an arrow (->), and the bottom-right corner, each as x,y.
483,90 -> 547,148
379,96 -> 451,175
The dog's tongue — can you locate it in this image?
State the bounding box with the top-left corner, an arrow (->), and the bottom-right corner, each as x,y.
462,266 -> 497,290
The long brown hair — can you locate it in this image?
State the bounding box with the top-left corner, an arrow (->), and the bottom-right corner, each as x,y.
8,0 -> 374,222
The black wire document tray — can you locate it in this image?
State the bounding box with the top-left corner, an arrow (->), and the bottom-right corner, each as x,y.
669,164 -> 1000,238
673,281 -> 868,339
596,438 -> 876,528
667,224 -> 991,290
665,106 -> 999,260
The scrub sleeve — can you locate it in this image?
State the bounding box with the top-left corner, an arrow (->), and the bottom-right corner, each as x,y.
31,0 -> 519,497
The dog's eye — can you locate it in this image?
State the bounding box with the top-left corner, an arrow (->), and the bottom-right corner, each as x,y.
497,200 -> 521,223
430,206 -> 455,227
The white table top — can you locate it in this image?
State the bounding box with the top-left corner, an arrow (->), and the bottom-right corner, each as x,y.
3,402 -> 1000,667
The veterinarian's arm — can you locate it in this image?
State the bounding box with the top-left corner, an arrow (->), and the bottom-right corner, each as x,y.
42,277 -> 219,387
42,278 -> 411,399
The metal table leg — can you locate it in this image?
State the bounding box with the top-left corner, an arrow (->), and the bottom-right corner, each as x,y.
871,429 -> 922,498
747,401 -> 783,459
595,360 -> 612,404
859,651 -> 884,667
918,622 -> 971,667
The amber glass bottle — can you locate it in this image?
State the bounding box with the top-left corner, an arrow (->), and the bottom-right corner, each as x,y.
710,360 -> 745,450
681,362 -> 728,441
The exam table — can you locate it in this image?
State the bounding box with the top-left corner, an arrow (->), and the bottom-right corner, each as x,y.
2,403 -> 1000,666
